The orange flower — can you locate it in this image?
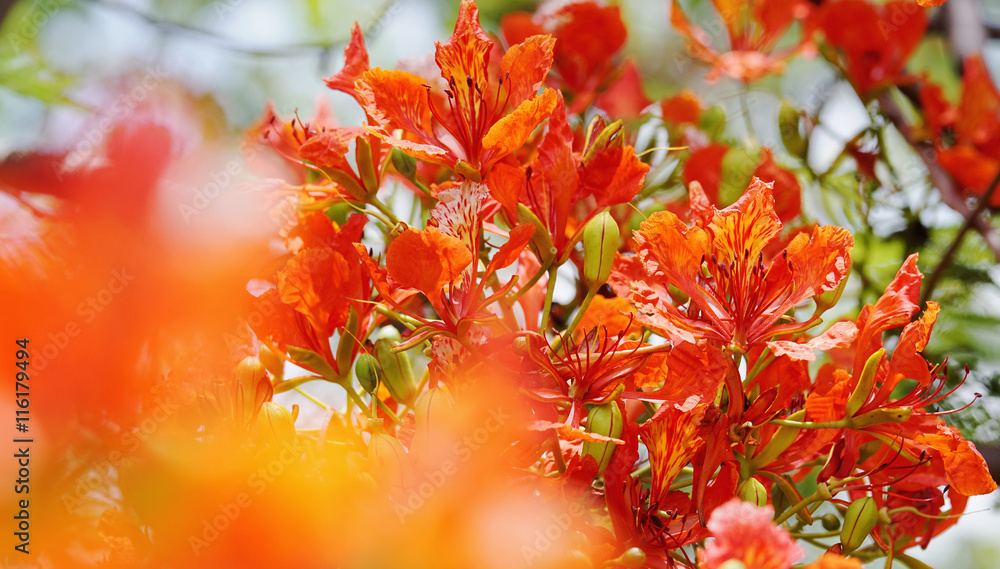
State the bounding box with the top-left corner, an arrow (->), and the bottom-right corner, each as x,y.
251,213 -> 372,376
501,1 -> 646,115
921,54 -> 1000,204
486,93 -> 649,259
631,178 -> 852,351
640,397 -> 707,505
810,0 -> 926,98
352,0 -> 557,178
671,0 -> 812,83
805,255 -> 996,496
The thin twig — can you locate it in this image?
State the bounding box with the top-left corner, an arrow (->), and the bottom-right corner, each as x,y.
921,166 -> 1000,304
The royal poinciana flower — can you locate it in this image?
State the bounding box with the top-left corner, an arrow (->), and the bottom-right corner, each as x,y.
920,54 -> 1000,204
250,212 -> 374,377
809,0 -> 926,98
486,93 -> 649,261
260,104 -> 389,200
333,1 -> 558,179
803,255 -> 997,497
698,499 -> 804,569
500,1 -> 648,115
356,182 -> 537,348
671,0 -> 812,83
630,178 -> 852,351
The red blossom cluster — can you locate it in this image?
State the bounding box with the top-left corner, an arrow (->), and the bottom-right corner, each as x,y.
235,1 -> 994,568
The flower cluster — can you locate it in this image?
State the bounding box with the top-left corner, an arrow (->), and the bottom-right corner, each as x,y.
227,1 -> 996,567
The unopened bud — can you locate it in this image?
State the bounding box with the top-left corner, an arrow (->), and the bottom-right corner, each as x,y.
845,349 -> 885,418
738,477 -> 768,507
368,432 -> 413,489
258,401 -> 297,447
236,356 -> 267,399
582,402 -> 624,475
355,353 -> 381,394
258,345 -> 284,382
840,496 -> 878,553
582,211 -> 620,288
611,547 -> 646,568
391,147 -> 417,180
373,338 -> 417,405
821,513 -> 841,531
779,101 -> 807,158
355,136 -> 379,196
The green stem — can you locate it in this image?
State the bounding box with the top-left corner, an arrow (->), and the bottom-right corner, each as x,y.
540,266 -> 558,332
566,287 -> 597,338
368,196 -> 401,227
373,396 -> 403,426
921,165 -> 1000,304
295,387 -> 330,410
505,257 -> 553,304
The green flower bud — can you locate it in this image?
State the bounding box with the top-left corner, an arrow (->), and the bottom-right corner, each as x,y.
368,432 -> 413,489
355,136 -> 380,196
335,307 -> 360,378
845,349 -> 885,418
373,338 -> 416,405
414,387 -> 455,432
391,147 -> 417,180
612,547 -> 646,568
840,496 -> 878,553
738,477 -> 768,507
779,101 -> 807,159
258,401 -> 297,447
581,402 -> 623,475
582,211 -> 620,288
821,513 -> 841,531
258,345 -> 284,382
236,356 -> 267,400
355,353 -> 381,394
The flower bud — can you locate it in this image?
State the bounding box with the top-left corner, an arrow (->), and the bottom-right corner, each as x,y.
258,345 -> 284,382
373,338 -> 417,405
335,307 -> 360,378
582,211 -> 620,288
821,513 -> 841,531
236,356 -> 267,400
391,147 -> 417,180
355,352 -> 381,394
845,349 -> 885,418
840,496 -> 878,553
738,477 -> 768,507
355,136 -> 380,196
610,547 -> 646,568
582,401 -> 624,475
368,431 -> 413,489
258,401 -> 297,447
414,387 -> 455,432
778,101 -> 807,159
